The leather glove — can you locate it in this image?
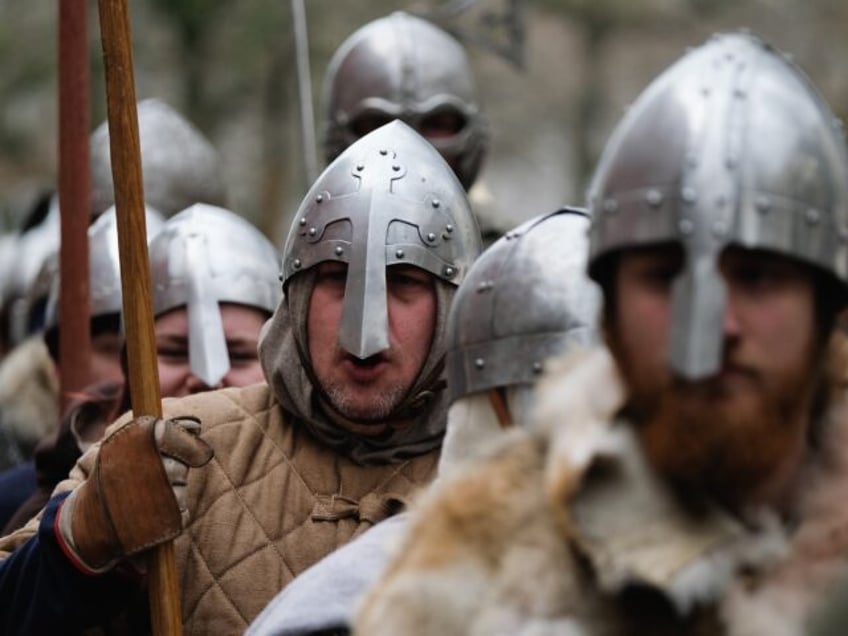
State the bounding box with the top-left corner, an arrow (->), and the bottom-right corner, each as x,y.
57,415 -> 214,573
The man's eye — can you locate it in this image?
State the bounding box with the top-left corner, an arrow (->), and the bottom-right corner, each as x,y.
735,265 -> 779,290
643,265 -> 678,286
390,274 -> 418,286
420,111 -> 466,137
318,270 -> 347,284
157,347 -> 187,360
229,350 -> 258,363
350,113 -> 393,137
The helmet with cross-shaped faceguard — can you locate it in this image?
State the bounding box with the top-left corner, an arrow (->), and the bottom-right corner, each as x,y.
282,120 -> 482,360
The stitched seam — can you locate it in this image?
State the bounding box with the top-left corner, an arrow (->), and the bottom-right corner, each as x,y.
182,536 -> 258,627
213,395 -> 316,497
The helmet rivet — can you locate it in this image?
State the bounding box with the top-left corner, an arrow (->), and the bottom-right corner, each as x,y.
427,232 -> 437,242
335,246 -> 344,256
645,189 -> 663,208
278,273 -> 284,282
431,199 -> 441,209
392,164 -> 401,172
299,217 -> 307,226
444,266 -> 455,278
474,358 -> 485,370
315,194 -> 324,204
395,249 -> 405,259
477,281 -> 492,292
603,198 -> 619,214
356,164 -> 364,171
308,227 -> 317,236
445,224 -> 454,233
681,187 -> 697,204
293,259 -> 302,269
755,196 -> 771,214
679,219 -> 694,235
379,149 -> 388,155
532,362 -> 543,374
805,208 -> 820,225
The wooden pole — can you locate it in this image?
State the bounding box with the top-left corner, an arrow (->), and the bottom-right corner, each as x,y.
95,1 -> 181,633
57,0 -> 92,409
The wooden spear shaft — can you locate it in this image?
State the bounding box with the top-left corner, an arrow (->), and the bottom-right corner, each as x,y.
58,0 -> 92,408
96,1 -> 181,633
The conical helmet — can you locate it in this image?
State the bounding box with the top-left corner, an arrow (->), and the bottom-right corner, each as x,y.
447,208 -> 601,402
90,99 -> 227,218
587,31 -> 848,379
322,11 -> 489,190
43,205 -> 166,330
149,204 -> 281,386
282,119 -> 481,360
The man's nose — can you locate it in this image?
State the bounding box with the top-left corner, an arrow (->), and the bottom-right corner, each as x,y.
185,372 -> 220,394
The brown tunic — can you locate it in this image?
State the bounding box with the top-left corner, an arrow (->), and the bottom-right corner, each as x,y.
0,382 -> 439,633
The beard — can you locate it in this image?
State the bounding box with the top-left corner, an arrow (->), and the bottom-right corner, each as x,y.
611,339 -> 826,512
323,380 -> 409,423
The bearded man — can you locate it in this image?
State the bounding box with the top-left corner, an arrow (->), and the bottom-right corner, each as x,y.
354,32 -> 848,636
0,120 -> 480,634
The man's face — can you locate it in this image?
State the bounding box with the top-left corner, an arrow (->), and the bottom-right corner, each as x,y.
307,261 -> 437,433
155,303 -> 267,397
608,244 -> 821,508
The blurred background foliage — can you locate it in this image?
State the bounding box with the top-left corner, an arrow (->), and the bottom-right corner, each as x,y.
1,0 -> 846,245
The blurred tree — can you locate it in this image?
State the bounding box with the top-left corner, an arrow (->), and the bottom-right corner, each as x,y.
538,0 -> 734,188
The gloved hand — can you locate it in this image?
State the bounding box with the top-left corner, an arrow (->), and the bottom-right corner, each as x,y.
57,415 -> 214,573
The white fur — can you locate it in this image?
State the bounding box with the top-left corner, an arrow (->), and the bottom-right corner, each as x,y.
355,348 -> 848,635
0,336 -> 59,453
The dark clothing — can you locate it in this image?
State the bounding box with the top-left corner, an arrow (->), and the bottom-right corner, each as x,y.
0,461 -> 35,531
2,381 -> 123,534
2,429 -> 81,534
0,493 -> 138,635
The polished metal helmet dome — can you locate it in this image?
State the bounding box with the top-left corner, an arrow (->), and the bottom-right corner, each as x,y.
587,31 -> 848,380
90,99 -> 227,218
282,119 -> 482,360
4,196 -> 61,343
446,208 -> 600,403
149,203 -> 281,385
43,205 -> 166,331
0,233 -> 18,310
322,11 -> 489,191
